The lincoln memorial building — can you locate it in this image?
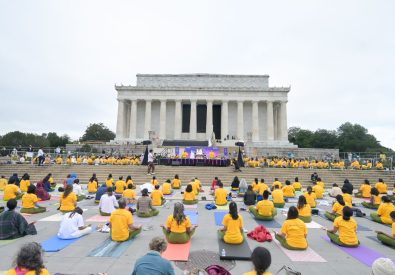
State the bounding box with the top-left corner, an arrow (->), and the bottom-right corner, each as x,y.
114,74 -> 296,149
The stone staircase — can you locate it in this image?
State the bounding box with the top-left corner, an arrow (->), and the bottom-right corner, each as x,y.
0,164 -> 394,189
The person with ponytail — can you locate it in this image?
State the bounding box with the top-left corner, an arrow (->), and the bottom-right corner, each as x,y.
325,195 -> 346,221
57,207 -> 92,239
218,201 -> 244,244
161,202 -> 197,244
59,185 -> 77,213
21,185 -> 46,214
361,187 -> 381,209
183,184 -> 198,205
297,195 -> 312,223
243,247 -> 272,275
303,186 -> 317,208
249,190 -> 277,221
292,177 -> 302,192
7,242 -> 50,275
327,206 -> 359,247
371,196 -> 395,224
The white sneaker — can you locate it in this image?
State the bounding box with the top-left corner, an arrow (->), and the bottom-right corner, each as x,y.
147,173 -> 151,175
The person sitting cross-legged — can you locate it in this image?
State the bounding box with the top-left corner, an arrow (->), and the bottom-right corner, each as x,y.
361,187 -> 381,209
375,211 -> 395,248
238,178 -> 248,196
20,185 -> 46,214
312,181 -> 324,199
137,188 -> 159,217
151,185 -> 165,206
87,176 -> 98,194
355,179 -> 371,198
72,179 -> 86,202
95,183 -> 108,204
297,195 -> 312,223
243,185 -> 257,206
182,184 -> 198,205
218,202 -> 244,244
326,206 -> 359,247
249,190 -> 277,221
172,174 -> 181,189
271,184 -> 285,208
215,181 -> 228,206
123,183 -> 137,204
292,177 -> 302,192
162,179 -> 173,195
99,187 -> 118,216
3,178 -> 22,201
282,180 -> 295,198
161,202 -> 197,244
57,207 -> 92,239
243,247 -> 272,275
304,186 -> 317,208
325,195 -> 346,222
59,185 -> 77,213
110,198 -> 142,242
370,196 -> 395,225
274,206 -> 308,250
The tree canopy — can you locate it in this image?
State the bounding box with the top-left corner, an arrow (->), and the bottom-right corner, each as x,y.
80,123 -> 115,142
0,131 -> 70,147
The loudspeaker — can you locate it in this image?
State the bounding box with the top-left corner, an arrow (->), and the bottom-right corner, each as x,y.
143,140 -> 152,145
235,142 -> 244,147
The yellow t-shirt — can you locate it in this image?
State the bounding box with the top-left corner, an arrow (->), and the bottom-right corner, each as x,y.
126,179 -> 134,187
110,209 -> 133,241
194,179 -> 202,190
303,192 -> 317,208
342,193 -> 352,206
258,183 -> 269,195
373,195 -> 381,205
151,179 -> 159,186
191,181 -> 200,194
360,184 -> 371,198
252,181 -> 260,192
183,191 -> 196,201
19,180 -> 31,192
88,181 -> 98,193
60,192 -> 77,211
282,185 -> 295,198
0,178 -> 7,191
122,189 -> 136,199
172,178 -> 181,188
377,203 -> 395,224
22,193 -> 39,208
312,185 -> 324,199
6,268 -> 50,275
115,180 -> 126,193
222,213 -> 244,244
162,182 -> 172,195
292,182 -> 302,190
4,184 -> 19,200
243,271 -> 272,275
280,218 -> 308,249
375,182 -> 388,194
332,202 -> 345,215
272,181 -> 283,189
298,204 -> 311,217
392,222 -> 395,236
166,215 -> 191,233
271,189 -> 284,203
333,216 -> 359,245
106,178 -> 114,188
151,189 -> 163,206
215,188 -> 228,205
256,200 -> 275,216
316,181 -> 325,189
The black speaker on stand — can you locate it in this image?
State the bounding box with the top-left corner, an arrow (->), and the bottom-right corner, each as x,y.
141,140 -> 152,165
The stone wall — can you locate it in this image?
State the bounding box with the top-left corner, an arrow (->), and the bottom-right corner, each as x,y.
246,146 -> 339,160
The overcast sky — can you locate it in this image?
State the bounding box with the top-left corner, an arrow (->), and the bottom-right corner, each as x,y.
1,1 -> 394,150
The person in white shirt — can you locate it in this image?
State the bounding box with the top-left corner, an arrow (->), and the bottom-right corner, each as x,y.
147,149 -> 155,175
99,187 -> 119,216
55,146 -> 61,155
329,183 -> 343,198
58,207 -> 92,239
72,179 -> 86,201
37,148 -> 45,166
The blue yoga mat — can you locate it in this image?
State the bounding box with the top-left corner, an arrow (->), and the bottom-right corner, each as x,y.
88,238 -> 133,257
41,236 -> 79,252
254,218 -> 282,228
184,210 -> 198,225
214,211 -> 227,226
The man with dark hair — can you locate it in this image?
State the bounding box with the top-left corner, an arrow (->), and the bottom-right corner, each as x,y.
109,198 -> 141,242
147,149 -> 155,175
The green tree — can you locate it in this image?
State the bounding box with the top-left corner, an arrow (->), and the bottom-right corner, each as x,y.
311,129 -> 338,148
0,131 -> 49,147
337,122 -> 380,152
47,132 -> 70,147
288,127 -> 314,148
80,123 -> 115,142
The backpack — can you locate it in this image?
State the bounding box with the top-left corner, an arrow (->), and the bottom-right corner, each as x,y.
205,265 -> 231,275
205,203 -> 217,210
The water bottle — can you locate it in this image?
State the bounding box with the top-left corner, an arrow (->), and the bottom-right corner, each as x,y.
221,248 -> 226,257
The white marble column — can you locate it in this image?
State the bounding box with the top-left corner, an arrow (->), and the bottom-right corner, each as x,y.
221,100 -> 228,140
129,100 -> 137,140
159,100 -> 167,139
190,100 -> 197,139
237,101 -> 244,140
266,101 -> 274,141
206,100 -> 213,139
279,101 -> 288,141
116,99 -> 126,139
144,100 -> 152,140
252,100 -> 259,141
174,100 -> 182,139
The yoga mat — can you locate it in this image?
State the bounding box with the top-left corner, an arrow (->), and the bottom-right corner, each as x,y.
273,234 -> 326,262
254,218 -> 282,228
134,216 -> 153,224
306,221 -> 324,229
183,204 -> 198,209
323,236 -> 392,266
88,238 -> 133,257
41,236 -> 79,252
39,213 -> 64,222
21,213 -> 32,217
162,241 -> 191,261
164,193 -> 175,198
286,198 -> 298,203
214,211 -> 227,226
0,239 -> 16,247
185,210 -> 198,225
218,238 -> 251,261
216,205 -> 229,210
86,215 -> 110,223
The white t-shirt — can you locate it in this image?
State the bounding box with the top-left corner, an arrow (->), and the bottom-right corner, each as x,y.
58,212 -> 84,239
148,153 -> 154,162
73,184 -> 84,196
99,194 -> 118,214
37,149 -> 44,157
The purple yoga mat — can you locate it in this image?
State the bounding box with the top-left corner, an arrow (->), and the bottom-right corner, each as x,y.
323,236 -> 393,267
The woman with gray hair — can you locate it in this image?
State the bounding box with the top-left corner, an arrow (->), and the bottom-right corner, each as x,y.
132,237 -> 175,275
238,178 -> 248,195
161,202 -> 197,244
7,242 -> 50,274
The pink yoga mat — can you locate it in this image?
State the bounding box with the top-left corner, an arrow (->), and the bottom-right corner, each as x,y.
86,215 -> 110,222
162,241 -> 191,261
183,204 -> 198,209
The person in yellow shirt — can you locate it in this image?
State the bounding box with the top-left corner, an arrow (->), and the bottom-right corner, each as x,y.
303,186 -> 317,208
371,196 -> 395,224
190,179 -> 200,195
312,182 -> 324,199
356,179 -> 371,198
125,175 -> 135,189
375,211 -> 395,248
19,173 -> 31,193
151,185 -> 165,206
341,188 -> 353,206
292,177 -> 302,191
361,187 -> 381,209
316,178 -> 325,189
243,247 -> 272,275
194,177 -> 202,192
249,190 -> 277,220
122,184 -> 137,204
106,174 -> 114,189
161,202 -> 197,244
282,180 -> 295,198
20,185 -> 46,214
0,175 -> 7,191
183,184 -> 198,205
109,198 -> 142,242
215,182 -> 228,206
271,178 -> 282,190
3,179 -> 22,201
252,178 -> 260,193
162,179 -> 172,195
56,156 -> 63,164
218,202 -> 244,244
6,242 -> 51,275
59,185 -> 77,213
172,174 -> 182,189
115,176 -> 127,195
151,176 -> 159,186
47,173 -> 56,189
325,195 -> 346,221
87,177 -> 98,193
297,195 -> 312,223
274,206 -> 308,250
327,206 -> 359,247
271,185 -> 285,208
375,178 -> 388,194
257,179 -> 269,196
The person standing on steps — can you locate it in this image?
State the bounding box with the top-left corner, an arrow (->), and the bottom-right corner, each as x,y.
147,149 -> 155,175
